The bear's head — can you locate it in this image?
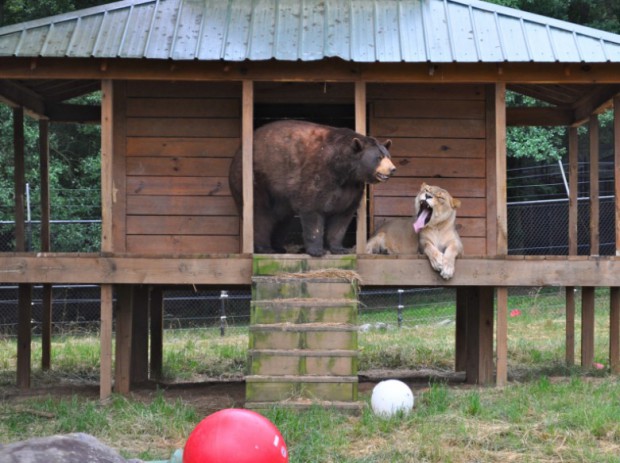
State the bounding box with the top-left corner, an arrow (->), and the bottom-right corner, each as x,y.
353,137 -> 395,184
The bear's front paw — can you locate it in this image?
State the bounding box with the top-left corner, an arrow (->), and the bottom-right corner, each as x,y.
306,246 -> 326,257
328,245 -> 350,255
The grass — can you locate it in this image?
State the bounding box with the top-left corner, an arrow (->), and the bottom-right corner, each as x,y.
0,287 -> 619,462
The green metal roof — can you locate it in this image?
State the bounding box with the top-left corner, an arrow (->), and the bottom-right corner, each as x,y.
0,0 -> 619,63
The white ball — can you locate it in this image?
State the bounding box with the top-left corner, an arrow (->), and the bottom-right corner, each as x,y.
371,379 -> 414,418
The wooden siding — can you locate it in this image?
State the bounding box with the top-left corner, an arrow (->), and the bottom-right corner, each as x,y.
124,81 -> 241,254
369,84 -> 488,256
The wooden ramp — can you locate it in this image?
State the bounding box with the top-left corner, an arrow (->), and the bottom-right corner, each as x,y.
246,255 -> 361,412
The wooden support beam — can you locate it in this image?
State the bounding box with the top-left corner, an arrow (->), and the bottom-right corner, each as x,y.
5,58 -> 620,84
506,107 -> 573,126
565,287 -> 576,366
464,287 -> 495,385
496,287 -> 508,386
615,95 -> 620,258
39,119 -> 52,371
566,126 -> 579,366
589,115 -> 600,255
130,285 -> 150,384
0,80 -> 46,116
13,106 -> 32,389
611,287 -> 620,375
114,285 -> 133,394
581,287 -> 595,369
355,81 -> 367,254
46,103 -> 101,124
455,288 -> 467,372
100,284 -> 113,400
241,80 -> 254,254
101,81 -> 114,254
150,287 -> 164,381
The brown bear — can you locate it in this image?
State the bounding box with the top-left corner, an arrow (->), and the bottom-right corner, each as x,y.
228,120 -> 395,257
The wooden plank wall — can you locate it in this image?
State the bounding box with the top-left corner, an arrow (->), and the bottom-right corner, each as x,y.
124,81 -> 241,254
368,84 -> 488,256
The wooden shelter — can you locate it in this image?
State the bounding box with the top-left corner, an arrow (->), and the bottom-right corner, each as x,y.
0,0 -> 619,400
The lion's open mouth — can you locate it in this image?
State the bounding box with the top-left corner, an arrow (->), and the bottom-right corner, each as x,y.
413,199 -> 433,233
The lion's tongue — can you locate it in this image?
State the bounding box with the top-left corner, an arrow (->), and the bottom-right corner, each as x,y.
413,209 -> 430,233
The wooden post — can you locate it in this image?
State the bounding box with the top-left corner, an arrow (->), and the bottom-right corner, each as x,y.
589,115 -> 600,256
355,81 -> 368,254
611,287 -> 620,374
150,287 -> 164,380
495,287 -> 508,386
455,288 -> 467,372
581,287 -> 595,369
14,106 -> 32,389
581,116 -> 599,370
100,80 -> 114,398
131,285 -> 150,384
241,80 -> 254,254
114,285 -> 133,394
493,84 -> 508,386
465,286 -> 495,385
39,119 -> 53,371
612,95 -> 620,375
100,285 -> 113,400
566,126 -> 579,366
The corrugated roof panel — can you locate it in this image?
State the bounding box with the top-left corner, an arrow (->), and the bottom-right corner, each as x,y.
145,0 -> 179,59
170,0 -> 204,60
446,2 -> 479,62
273,0 -> 301,61
298,0 -> 327,61
549,29 -> 581,62
0,29 -> 20,56
324,0 -> 350,60
247,0 -> 276,60
40,21 -> 75,57
68,15 -> 103,57
398,1 -> 426,62
350,0 -> 375,62
470,9 -> 503,61
222,0 -> 252,61
603,41 -> 620,61
15,26 -> 49,56
196,0 -> 228,60
1,0 -> 620,63
424,0 -> 453,61
374,0 -> 401,62
575,35 -> 607,62
93,9 -> 131,57
521,22 -> 554,62
497,15 -> 530,61
119,3 -> 154,58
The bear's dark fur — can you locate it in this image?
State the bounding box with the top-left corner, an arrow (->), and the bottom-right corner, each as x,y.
229,120 -> 395,257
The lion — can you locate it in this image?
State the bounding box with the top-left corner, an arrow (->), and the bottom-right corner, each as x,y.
366,183 -> 463,279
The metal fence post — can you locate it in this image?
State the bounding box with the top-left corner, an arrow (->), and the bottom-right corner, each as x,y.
220,290 -> 228,336
397,289 -> 404,328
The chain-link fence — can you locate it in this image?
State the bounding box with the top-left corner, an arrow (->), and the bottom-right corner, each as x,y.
0,284 -> 576,337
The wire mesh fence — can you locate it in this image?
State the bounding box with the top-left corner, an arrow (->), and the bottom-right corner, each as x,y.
0,284 -> 576,337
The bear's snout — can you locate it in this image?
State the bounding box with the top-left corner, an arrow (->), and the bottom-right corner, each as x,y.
376,156 -> 396,181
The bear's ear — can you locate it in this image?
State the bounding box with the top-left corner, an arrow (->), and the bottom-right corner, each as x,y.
383,140 -> 392,150
352,138 -> 364,152
451,198 -> 462,209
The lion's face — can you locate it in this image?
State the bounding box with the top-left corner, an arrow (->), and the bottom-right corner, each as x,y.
413,183 -> 461,233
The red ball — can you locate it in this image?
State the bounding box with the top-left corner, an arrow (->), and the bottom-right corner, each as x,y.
183,409 -> 288,463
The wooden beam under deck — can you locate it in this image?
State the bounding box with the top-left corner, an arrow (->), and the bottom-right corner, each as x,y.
0,254 -> 618,287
